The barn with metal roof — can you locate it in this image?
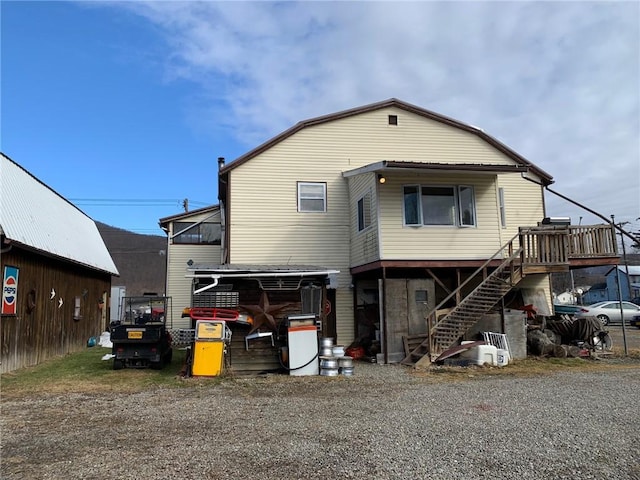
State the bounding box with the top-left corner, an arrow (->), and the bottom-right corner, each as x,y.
1,153 -> 118,372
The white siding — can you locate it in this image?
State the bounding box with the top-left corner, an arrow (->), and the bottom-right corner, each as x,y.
165,244 -> 221,329
496,172 -> 546,245
379,172 -> 503,259
165,210 -> 222,329
348,172 -> 379,267
518,273 -> 553,315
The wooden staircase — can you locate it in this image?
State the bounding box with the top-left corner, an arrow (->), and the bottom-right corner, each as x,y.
402,235 -> 525,368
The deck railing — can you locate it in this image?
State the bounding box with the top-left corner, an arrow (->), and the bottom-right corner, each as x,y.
518,224 -> 617,267
566,225 -> 618,258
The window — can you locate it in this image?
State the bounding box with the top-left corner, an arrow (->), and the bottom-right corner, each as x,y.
73,296 -> 82,321
298,182 -> 326,212
357,191 -> 372,231
403,185 -> 476,227
498,187 -> 506,227
173,222 -> 221,245
388,115 -> 398,125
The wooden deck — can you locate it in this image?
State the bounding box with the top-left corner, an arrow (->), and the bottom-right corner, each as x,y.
520,224 -> 618,273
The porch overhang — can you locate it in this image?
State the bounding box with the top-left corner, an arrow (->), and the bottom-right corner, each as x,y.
342,160 -> 530,178
186,264 -> 340,293
351,259 -> 507,275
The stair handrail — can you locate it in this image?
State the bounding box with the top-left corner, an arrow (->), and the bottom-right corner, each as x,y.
425,232 -> 523,331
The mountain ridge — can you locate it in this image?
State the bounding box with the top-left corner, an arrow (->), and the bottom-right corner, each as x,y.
96,222 -> 166,296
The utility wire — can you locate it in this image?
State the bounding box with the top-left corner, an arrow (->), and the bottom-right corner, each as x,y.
69,198 -> 210,207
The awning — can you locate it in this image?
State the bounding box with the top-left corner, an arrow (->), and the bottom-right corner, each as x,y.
186,264 -> 340,293
342,160 -> 529,178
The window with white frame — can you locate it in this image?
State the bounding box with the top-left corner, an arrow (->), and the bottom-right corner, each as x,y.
498,187 -> 506,227
403,185 -> 476,227
173,222 -> 221,245
297,182 -> 327,212
357,191 -> 372,231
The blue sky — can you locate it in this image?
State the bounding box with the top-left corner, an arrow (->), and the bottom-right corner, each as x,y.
2,1 -> 639,238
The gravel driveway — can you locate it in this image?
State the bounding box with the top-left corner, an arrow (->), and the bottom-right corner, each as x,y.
2,362 -> 639,480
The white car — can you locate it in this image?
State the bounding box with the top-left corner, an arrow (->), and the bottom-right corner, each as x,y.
575,301 -> 640,326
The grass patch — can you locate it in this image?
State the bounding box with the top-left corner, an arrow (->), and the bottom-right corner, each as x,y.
3,346 -> 640,398
1,347 -> 198,399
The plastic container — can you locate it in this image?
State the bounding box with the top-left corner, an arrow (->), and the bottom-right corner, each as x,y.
496,348 -> 510,367
460,345 -> 498,366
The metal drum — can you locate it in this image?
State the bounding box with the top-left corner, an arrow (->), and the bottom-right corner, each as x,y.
319,346 -> 333,357
340,366 -> 355,376
319,356 -> 339,376
320,337 -> 334,348
337,356 -> 353,368
319,357 -> 338,369
332,345 -> 345,357
320,368 -> 339,376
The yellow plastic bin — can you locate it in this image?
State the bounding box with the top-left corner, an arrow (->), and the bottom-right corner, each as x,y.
191,320 -> 227,377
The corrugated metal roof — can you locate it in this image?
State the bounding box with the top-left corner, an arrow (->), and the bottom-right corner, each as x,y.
0,154 -> 119,275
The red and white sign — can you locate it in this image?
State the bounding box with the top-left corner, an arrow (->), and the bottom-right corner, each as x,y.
2,266 -> 19,315
324,299 -> 332,315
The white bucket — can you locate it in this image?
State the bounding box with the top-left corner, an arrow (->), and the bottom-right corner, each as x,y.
496,348 -> 510,367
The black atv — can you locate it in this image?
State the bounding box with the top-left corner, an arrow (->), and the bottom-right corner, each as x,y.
110,296 -> 173,370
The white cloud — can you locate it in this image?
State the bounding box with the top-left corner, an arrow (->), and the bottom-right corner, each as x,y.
111,0 -> 639,227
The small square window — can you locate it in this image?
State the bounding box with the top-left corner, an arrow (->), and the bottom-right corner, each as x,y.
388,115 -> 398,125
298,182 -> 327,212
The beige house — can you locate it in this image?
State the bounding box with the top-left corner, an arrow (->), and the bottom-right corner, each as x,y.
171,99 -> 618,365
159,206 -> 222,328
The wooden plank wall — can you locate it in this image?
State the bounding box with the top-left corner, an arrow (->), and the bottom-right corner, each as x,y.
1,247 -> 111,373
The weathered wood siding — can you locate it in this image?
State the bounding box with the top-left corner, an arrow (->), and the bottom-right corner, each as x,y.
165,210 -> 222,329
1,247 -> 110,373
227,106 -> 545,344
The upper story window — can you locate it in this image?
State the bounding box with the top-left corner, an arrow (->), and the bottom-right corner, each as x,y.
298,182 -> 326,212
357,191 -> 372,232
498,187 -> 506,228
172,222 -> 221,245
403,185 -> 476,227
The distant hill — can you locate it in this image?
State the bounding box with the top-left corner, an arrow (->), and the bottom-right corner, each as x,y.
96,222 -> 166,296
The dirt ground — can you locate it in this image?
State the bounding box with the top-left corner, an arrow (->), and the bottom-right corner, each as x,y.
606,324 -> 640,352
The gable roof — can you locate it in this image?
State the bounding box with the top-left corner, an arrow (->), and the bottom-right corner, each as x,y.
0,153 -> 119,275
158,205 -> 220,229
605,265 -> 640,277
219,98 -> 554,184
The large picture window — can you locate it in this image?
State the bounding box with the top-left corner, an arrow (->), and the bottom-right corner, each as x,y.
298,182 -> 326,212
403,185 -> 476,227
173,222 -> 221,245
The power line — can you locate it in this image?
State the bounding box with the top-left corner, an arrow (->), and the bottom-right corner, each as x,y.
69,198 -> 210,207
